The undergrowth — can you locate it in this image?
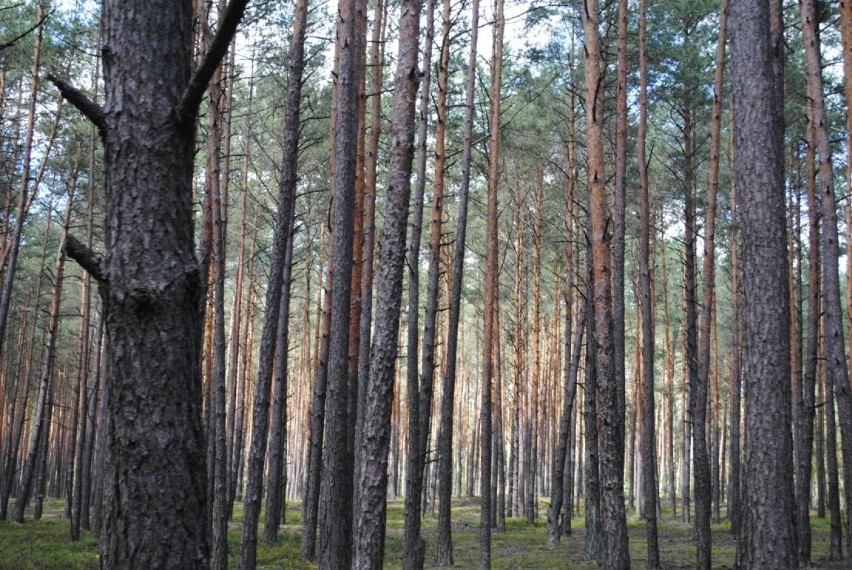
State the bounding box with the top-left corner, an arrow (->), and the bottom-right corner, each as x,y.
0,498 -> 846,569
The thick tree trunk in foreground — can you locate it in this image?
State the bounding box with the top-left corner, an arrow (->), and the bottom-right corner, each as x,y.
51,0 -> 248,566
731,0 -> 798,565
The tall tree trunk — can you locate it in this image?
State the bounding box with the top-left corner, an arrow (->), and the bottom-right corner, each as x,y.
527,172 -> 543,524
227,70 -> 255,519
612,0 -> 628,498
727,150 -> 742,535
200,4 -> 231,565
14,172 -> 77,522
801,0 -> 852,558
826,348 -> 843,560
583,252 -> 602,560
301,240 -> 332,561
638,0 -> 659,563
403,0 -> 436,562
581,0 -> 629,564
351,0 -> 421,564
560,69 -> 579,536
547,306 -> 584,545
513,202 -> 526,520
731,0 -> 798,564
694,2 -> 727,565
660,234 -> 677,520
797,106 -> 820,565
839,0 -> 852,519
0,1 -> 44,363
54,1 -> 250,564
480,0 -> 504,563
355,0 -> 386,476
264,0 -> 309,545
435,0 -> 478,559
70,58 -> 101,538
547,101 -> 579,544
238,0 -> 305,563
317,0 -> 366,563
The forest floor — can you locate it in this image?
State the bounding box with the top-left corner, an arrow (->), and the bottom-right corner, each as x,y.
0,497 -> 846,569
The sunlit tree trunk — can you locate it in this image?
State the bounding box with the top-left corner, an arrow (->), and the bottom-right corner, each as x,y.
581,0 -> 629,564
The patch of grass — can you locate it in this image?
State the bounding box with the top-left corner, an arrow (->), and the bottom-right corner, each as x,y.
0,520 -> 99,570
3,498 -> 848,568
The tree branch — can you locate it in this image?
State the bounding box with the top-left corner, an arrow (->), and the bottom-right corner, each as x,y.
0,8 -> 52,52
47,74 -> 107,137
173,0 -> 251,127
64,234 -> 107,283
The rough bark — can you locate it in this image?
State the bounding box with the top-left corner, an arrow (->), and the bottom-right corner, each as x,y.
317,0 -> 366,564
826,355 -> 843,560
727,157 -> 742,536
730,0 -> 798,565
612,0 -> 628,493
547,306 -> 583,545
54,1 -> 249,565
581,0 -> 629,565
583,257 -> 602,560
350,0 -> 421,565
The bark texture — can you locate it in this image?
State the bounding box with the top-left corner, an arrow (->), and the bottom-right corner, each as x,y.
55,1 -> 248,565
731,0 -> 798,565
581,0 -> 629,565
351,0 -> 421,565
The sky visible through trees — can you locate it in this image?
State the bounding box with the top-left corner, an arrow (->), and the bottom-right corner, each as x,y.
1,0 -> 852,568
